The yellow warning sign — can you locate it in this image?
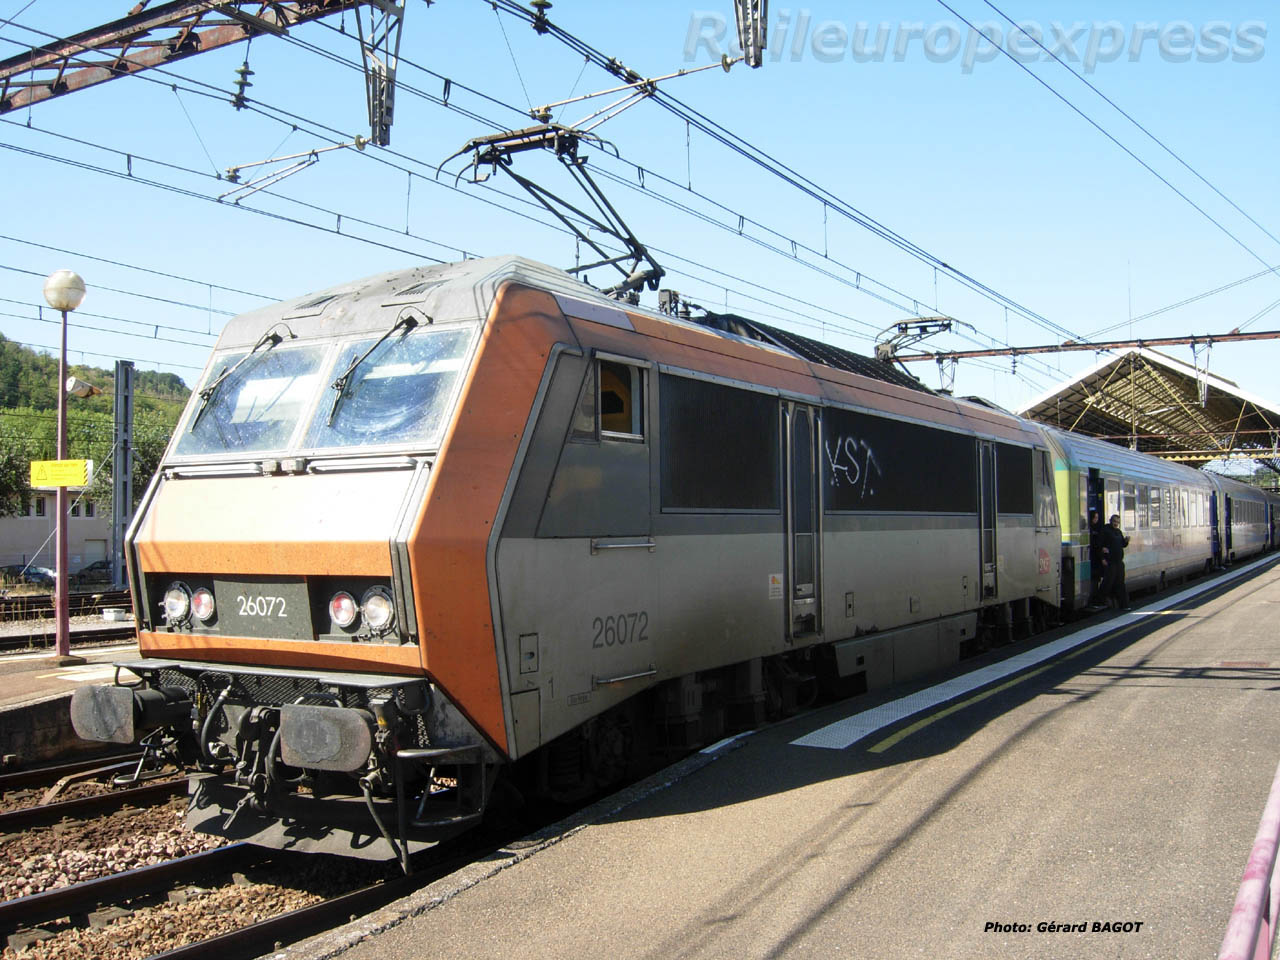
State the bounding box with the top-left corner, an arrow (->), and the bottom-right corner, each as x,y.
30,459 -> 92,489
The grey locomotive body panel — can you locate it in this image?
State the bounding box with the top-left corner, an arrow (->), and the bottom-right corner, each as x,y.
490,295 -> 1061,758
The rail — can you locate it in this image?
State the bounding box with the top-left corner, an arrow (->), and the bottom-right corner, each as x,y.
1219,759 -> 1280,960
0,589 -> 130,621
0,623 -> 136,653
0,751 -> 141,791
0,844 -> 264,936
0,779 -> 186,832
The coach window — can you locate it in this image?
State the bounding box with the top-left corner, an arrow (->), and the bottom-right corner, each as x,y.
599,360 -> 644,440
1104,481 -> 1119,522
1148,487 -> 1160,527
36,496 -> 45,518
85,500 -> 95,517
1137,486 -> 1149,528
70,503 -> 80,517
1122,482 -> 1136,529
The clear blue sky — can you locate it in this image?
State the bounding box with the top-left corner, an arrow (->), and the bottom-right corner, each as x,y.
0,1 -> 1276,416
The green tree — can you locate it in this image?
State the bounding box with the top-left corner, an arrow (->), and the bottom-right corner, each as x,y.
0,338 -> 190,516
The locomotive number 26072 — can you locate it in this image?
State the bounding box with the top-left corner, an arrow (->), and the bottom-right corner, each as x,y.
236,595 -> 288,618
591,611 -> 648,648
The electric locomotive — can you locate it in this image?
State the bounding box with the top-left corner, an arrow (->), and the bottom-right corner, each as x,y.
73,255 -> 1210,864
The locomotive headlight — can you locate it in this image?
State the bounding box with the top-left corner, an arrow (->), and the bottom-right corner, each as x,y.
191,587 -> 215,622
329,591 -> 358,629
360,587 -> 395,633
163,583 -> 190,622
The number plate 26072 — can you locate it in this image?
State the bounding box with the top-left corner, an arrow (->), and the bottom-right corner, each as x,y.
211,577 -> 314,641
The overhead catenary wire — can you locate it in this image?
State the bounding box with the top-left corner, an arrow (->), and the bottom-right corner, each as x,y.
4,308 -> 218,350
0,263 -> 241,316
0,110 -> 838,349
1085,262 -> 1280,339
0,132 -> 459,266
0,84 -> 904,360
283,14 -> 1071,365
485,0 -> 1090,348
3,12 -> 1088,381
0,300 -> 219,343
1,13 -> 1051,366
6,337 -> 205,372
0,232 -> 275,300
931,0 -> 1280,285
976,0 -> 1280,256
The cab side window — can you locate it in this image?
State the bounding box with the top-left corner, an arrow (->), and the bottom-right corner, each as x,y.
572,358 -> 645,443
599,360 -> 643,439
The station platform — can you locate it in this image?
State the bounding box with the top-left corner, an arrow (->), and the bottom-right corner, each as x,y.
0,627 -> 139,764
280,554 -> 1280,960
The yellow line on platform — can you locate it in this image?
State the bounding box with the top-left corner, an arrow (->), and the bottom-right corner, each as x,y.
867,620 -> 1144,754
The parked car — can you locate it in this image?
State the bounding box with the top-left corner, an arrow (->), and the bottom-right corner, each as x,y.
0,564 -> 55,586
73,560 -> 112,586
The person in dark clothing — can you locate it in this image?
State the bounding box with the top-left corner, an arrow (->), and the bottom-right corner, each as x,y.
1101,514 -> 1131,609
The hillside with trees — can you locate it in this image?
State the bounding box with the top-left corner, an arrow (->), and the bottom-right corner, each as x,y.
0,335 -> 190,517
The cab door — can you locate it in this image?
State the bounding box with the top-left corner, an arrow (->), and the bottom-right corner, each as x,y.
784,403 -> 821,639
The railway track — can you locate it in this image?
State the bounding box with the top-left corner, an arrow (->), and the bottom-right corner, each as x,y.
0,750 -> 186,828
1,808 -> 512,960
0,589 -> 130,622
0,623 -> 137,653
0,751 -> 143,791
0,778 -> 186,832
0,844 -> 267,938
0,743 -> 588,960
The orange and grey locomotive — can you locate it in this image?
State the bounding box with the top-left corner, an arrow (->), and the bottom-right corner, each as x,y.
68,255 -> 1261,864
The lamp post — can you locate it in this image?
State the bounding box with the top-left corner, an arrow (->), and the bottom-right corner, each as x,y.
43,269 -> 86,662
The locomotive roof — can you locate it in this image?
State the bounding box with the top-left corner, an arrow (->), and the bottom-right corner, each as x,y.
216,255 -> 931,396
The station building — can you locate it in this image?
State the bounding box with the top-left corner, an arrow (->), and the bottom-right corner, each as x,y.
1,494 -> 110,573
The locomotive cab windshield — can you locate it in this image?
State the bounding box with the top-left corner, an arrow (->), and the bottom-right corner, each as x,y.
174,316 -> 477,460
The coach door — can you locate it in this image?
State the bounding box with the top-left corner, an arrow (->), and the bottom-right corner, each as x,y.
977,441 -> 997,599
1210,492 -> 1221,563
1087,469 -> 1104,527
785,403 -> 821,639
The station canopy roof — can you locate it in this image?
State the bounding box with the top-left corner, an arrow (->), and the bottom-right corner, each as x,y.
1018,348 -> 1280,475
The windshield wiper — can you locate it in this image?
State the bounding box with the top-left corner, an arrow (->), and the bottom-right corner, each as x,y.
327,313 -> 421,426
189,328 -> 287,433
